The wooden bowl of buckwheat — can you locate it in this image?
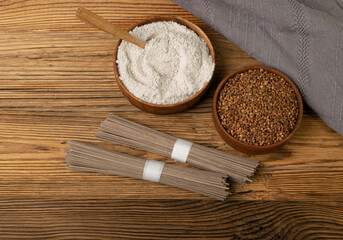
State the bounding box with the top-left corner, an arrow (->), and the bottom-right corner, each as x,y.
212,66 -> 303,154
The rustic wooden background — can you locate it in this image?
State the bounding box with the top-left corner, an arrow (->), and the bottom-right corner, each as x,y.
1,0 -> 343,239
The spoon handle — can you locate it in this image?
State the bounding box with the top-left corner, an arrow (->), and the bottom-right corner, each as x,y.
76,8 -> 146,49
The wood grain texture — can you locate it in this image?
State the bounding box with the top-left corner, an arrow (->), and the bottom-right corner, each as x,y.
0,199 -> 342,239
1,0 -> 343,238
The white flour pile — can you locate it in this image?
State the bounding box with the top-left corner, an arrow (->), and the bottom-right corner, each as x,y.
116,21 -> 215,105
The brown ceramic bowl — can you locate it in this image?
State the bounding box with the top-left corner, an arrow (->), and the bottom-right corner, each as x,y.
212,66 -> 303,154
113,16 -> 215,115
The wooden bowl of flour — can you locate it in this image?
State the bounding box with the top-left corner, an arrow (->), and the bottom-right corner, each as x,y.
113,16 -> 215,114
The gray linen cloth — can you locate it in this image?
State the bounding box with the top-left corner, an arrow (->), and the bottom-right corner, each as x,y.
172,0 -> 343,136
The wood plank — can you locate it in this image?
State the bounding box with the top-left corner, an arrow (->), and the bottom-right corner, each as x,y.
0,109 -> 342,201
0,199 -> 342,239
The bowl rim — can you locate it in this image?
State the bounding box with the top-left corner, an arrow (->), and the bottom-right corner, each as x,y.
212,65 -> 303,152
113,15 -> 216,109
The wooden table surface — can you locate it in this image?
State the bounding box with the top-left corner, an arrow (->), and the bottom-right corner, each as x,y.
1,0 -> 343,239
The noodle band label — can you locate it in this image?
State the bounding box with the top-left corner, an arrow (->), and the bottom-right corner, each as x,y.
142,160 -> 165,183
171,138 -> 193,163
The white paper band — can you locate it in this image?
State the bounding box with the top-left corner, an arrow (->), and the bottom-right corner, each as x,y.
171,138 -> 193,163
142,160 -> 165,183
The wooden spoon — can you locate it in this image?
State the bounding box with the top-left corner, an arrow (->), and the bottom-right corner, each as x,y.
76,7 -> 146,49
